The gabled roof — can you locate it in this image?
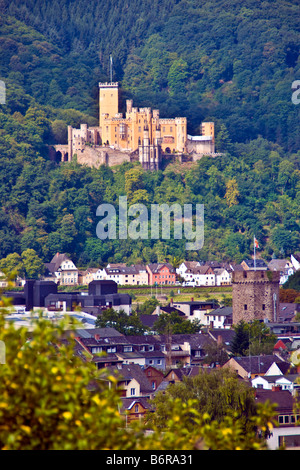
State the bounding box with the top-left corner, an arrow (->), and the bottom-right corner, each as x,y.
255,389 -> 296,413
227,354 -> 289,375
121,397 -> 153,412
165,366 -> 202,381
49,253 -> 74,271
107,364 -> 154,394
208,328 -> 235,346
278,303 -> 300,322
147,263 -> 175,273
157,332 -> 213,350
268,259 -> 289,272
242,259 -> 267,269
179,261 -> 200,270
207,306 -> 232,317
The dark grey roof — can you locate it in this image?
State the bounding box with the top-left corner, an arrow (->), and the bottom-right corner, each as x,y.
107,364 -> 153,394
48,253 -> 72,272
208,329 -> 235,346
255,390 -> 296,412
120,397 -> 153,412
207,306 -> 232,317
230,355 -> 289,375
242,259 -> 267,268
147,263 -> 175,273
139,314 -> 159,328
75,327 -> 124,338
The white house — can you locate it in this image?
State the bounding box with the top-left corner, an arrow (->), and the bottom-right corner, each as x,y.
251,376 -> 297,394
203,306 -> 233,329
268,259 -> 295,285
214,268 -> 232,286
44,253 -> 78,285
291,253 -> 300,271
177,261 -> 200,277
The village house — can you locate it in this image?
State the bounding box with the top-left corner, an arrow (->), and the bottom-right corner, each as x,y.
126,335 -> 166,370
291,253 -> 300,271
241,259 -> 268,271
143,365 -> 165,392
107,363 -> 154,399
170,299 -> 219,322
44,253 -> 78,285
104,264 -> 149,285
146,263 -> 176,285
251,375 -> 300,395
222,354 -> 291,380
214,268 -> 232,286
177,263 -> 216,286
78,267 -> 99,285
255,389 -> 300,449
201,306 -> 233,329
267,259 -> 295,285
0,270 -> 8,288
120,397 -> 153,425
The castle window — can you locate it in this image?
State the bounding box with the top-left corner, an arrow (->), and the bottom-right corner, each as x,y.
262,304 -> 265,310
243,272 -> 247,278
244,304 -> 247,310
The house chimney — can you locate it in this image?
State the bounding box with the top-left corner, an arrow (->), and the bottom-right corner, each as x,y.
95,334 -> 100,341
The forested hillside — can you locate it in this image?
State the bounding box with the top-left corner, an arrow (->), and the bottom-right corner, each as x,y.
0,0 -> 299,268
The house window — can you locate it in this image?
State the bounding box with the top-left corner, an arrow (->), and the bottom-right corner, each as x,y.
135,404 -> 139,413
130,388 -> 136,396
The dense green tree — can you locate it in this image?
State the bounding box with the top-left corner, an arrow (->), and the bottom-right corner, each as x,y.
147,368 -> 262,434
95,308 -> 146,335
153,311 -> 201,335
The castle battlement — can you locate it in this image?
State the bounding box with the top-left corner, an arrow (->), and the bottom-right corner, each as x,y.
99,82 -> 119,88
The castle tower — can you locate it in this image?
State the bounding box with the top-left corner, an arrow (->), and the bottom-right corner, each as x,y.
201,122 -> 215,144
232,270 -> 280,325
139,123 -> 161,171
99,82 -> 119,132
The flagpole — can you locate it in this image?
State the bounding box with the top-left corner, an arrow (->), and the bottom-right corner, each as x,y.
110,55 -> 113,83
254,235 -> 256,271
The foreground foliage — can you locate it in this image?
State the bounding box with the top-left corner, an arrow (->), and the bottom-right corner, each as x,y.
0,307 -> 276,450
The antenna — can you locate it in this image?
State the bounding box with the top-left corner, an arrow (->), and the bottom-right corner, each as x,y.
110,55 -> 113,83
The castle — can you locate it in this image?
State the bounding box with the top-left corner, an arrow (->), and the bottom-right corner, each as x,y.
54,82 -> 216,170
